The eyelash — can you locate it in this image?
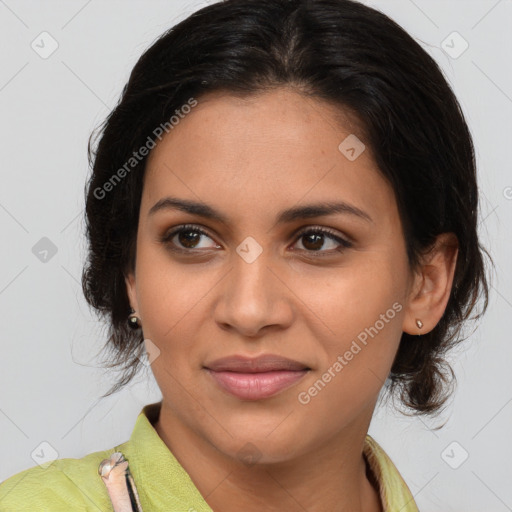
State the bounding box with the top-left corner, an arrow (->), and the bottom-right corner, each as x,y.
160,223 -> 353,256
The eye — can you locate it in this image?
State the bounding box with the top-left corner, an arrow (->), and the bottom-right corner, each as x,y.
160,224 -> 352,255
292,226 -> 352,255
160,224 -> 219,251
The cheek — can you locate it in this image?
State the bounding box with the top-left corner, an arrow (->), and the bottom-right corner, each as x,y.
296,254 -> 406,340
293,251 -> 408,400
134,247 -> 197,345
294,289 -> 405,429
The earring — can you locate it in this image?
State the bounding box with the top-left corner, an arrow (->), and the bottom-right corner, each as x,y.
415,319 -> 423,329
128,307 -> 141,330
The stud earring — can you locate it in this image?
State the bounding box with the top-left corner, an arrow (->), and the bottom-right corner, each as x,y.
415,319 -> 423,329
128,307 -> 141,330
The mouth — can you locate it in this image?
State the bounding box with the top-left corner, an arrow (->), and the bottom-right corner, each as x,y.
203,354 -> 311,400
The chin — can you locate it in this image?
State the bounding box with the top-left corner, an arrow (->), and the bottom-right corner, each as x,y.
200,415 -> 309,465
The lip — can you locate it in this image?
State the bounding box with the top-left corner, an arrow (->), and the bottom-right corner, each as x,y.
205,354 -> 310,372
204,354 -> 310,400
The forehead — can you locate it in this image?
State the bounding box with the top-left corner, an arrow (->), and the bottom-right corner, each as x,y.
142,88 -> 395,225
147,87 -> 367,164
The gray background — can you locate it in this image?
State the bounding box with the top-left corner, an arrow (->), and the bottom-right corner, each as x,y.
0,0 -> 511,510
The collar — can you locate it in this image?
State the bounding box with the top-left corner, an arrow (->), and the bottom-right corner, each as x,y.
117,401 -> 418,511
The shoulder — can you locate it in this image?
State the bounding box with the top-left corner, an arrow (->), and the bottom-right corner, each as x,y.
0,440 -> 129,512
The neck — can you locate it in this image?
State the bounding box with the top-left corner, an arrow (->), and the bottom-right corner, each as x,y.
154,402 -> 383,512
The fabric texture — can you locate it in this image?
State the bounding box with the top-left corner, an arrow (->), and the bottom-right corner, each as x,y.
0,402 -> 418,511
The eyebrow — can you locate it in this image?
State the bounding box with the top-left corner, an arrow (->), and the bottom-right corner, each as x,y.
148,196 -> 373,224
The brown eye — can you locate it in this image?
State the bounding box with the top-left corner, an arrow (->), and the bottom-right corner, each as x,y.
160,224 -> 352,256
176,229 -> 202,249
160,225 -> 219,251
293,228 -> 352,254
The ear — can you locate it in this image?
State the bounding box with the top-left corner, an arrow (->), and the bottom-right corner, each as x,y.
402,232 -> 459,335
125,271 -> 139,312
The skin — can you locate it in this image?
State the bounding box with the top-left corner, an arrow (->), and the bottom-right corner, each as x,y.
125,87 -> 458,512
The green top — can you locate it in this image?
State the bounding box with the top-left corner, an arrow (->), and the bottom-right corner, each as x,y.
0,402 -> 419,511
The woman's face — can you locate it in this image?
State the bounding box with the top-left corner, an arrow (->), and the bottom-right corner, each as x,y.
126,87 -> 417,463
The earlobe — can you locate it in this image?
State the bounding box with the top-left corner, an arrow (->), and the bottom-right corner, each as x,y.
402,233 -> 459,335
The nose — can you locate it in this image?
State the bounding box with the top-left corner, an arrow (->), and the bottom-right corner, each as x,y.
213,247 -> 294,338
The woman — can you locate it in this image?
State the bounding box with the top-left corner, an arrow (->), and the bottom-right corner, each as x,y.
0,0 -> 490,510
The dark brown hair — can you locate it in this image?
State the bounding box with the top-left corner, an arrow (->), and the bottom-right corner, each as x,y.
82,0 -> 491,416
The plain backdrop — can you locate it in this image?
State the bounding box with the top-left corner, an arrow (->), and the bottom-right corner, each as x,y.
0,0 -> 511,510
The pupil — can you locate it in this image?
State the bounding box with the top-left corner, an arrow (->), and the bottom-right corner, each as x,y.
304,233 -> 323,251
179,230 -> 199,248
